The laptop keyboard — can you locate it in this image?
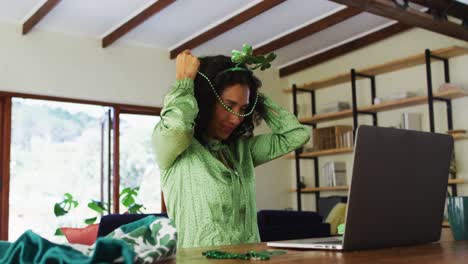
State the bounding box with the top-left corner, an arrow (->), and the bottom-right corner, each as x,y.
316,240 -> 342,244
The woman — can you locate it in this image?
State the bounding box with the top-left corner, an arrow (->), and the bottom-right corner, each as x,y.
152,49 -> 310,248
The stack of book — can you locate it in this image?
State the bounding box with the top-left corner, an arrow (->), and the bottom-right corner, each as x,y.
323,161 -> 347,187
313,125 -> 353,150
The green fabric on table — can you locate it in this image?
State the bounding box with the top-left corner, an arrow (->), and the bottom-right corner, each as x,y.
152,79 -> 310,248
0,215 -> 177,264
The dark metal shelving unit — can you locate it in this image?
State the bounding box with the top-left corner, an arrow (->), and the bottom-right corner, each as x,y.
425,49 -> 457,196
291,48 -> 463,212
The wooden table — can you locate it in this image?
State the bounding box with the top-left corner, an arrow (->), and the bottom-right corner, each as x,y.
172,229 -> 468,263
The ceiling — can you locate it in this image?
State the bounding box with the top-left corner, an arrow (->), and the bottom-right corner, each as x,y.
0,0 -> 466,77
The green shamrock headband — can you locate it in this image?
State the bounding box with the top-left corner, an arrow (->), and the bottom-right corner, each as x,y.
197,44 -> 276,117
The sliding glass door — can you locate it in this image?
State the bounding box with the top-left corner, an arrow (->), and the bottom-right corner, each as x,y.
2,95 -> 162,242
9,98 -> 109,242
119,114 -> 161,213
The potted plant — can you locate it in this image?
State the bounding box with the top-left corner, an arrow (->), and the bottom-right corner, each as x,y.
53,187 -> 145,245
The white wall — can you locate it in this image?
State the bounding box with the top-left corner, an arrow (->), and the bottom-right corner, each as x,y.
285,28 -> 468,211
253,69 -> 293,210
0,22 -> 293,211
0,22 -> 173,107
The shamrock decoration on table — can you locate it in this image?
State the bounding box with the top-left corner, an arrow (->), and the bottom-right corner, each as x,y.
338,223 -> 345,235
231,44 -> 276,71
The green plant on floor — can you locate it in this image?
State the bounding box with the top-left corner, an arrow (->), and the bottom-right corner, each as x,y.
53,187 -> 145,236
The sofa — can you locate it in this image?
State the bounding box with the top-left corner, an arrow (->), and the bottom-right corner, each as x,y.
98,210 -> 330,241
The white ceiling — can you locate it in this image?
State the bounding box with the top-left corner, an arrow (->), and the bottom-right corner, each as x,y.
0,0 -> 400,70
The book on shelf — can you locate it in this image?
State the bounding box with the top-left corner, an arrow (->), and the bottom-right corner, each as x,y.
342,131 -> 353,149
313,125 -> 353,150
334,171 -> 347,186
401,112 -> 421,131
323,161 -> 347,187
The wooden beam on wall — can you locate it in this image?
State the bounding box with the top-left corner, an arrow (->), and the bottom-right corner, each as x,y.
102,0 -> 175,48
329,0 -> 468,41
253,7 -> 362,55
170,0 -> 286,59
279,22 -> 411,77
22,0 -> 61,35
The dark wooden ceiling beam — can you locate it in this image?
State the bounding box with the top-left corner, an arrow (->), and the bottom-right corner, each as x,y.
329,0 -> 468,41
22,0 -> 61,35
279,22 -> 411,77
409,0 -> 468,22
170,0 -> 286,59
102,0 -> 175,48
253,7 -> 362,55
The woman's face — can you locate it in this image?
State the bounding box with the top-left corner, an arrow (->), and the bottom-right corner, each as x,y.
207,83 -> 250,141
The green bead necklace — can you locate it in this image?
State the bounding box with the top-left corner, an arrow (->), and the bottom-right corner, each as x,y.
202,249 -> 286,261
197,71 -> 259,117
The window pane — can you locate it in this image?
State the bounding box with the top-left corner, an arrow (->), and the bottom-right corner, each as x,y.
119,114 -> 161,213
9,98 -> 108,242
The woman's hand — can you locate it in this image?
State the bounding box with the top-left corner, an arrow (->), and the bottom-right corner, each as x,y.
176,50 -> 200,80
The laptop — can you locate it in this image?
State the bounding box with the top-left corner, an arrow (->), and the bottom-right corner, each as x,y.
267,125 -> 453,251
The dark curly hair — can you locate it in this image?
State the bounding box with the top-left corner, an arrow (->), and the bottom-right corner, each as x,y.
193,55 -> 266,145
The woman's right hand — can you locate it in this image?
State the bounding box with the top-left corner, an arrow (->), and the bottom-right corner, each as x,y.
176,50 -> 200,80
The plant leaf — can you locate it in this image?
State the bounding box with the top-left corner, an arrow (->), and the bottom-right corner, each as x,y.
85,217 -> 97,225
54,203 -> 68,217
55,228 -> 64,236
122,196 -> 135,207
64,193 -> 73,200
88,201 -> 105,214
120,187 -> 131,195
128,204 -> 144,214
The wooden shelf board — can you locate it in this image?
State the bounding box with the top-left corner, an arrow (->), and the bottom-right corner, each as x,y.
291,179 -> 464,194
359,95 -> 428,113
435,89 -> 468,100
299,109 -> 353,124
299,147 -> 353,158
448,178 -> 465,185
298,89 -> 468,124
283,73 -> 351,93
290,186 -> 349,193
359,89 -> 468,113
286,147 -> 353,159
452,133 -> 468,140
284,46 -> 468,93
